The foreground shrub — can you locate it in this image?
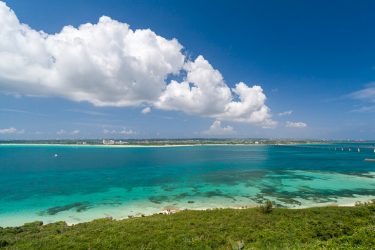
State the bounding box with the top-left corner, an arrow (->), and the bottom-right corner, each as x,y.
259,200 -> 273,213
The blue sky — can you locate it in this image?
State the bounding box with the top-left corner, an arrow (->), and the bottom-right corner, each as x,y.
0,0 -> 374,140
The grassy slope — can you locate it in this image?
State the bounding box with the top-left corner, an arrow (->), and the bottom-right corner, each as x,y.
1,204 -> 374,250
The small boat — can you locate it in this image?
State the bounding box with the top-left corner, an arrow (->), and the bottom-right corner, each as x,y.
364,158 -> 375,162
348,148 -> 351,152
357,148 -> 360,153
54,154 -> 58,158
341,147 -> 344,151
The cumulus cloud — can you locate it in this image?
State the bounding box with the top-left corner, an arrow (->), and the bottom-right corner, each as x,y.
141,107 -> 151,114
156,56 -> 276,127
0,127 -> 24,134
278,110 -> 293,116
0,2 -> 184,106
286,121 -> 307,128
0,2 -> 275,127
156,56 -> 232,115
202,120 -> 235,136
215,82 -> 276,127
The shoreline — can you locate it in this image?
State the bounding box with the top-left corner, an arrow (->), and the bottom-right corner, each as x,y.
1,143 -> 373,229
61,198 -> 375,226
0,142 -> 326,148
1,196 -> 374,228
0,143 -> 269,148
3,201 -> 374,250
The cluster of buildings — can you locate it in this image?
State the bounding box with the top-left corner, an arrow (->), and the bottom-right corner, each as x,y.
102,139 -> 129,145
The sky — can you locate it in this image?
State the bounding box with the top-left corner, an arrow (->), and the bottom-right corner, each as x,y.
0,0 -> 374,140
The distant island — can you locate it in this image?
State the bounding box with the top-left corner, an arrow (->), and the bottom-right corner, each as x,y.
1,138 -> 371,146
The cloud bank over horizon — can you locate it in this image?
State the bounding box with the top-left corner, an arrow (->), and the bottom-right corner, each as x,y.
0,2 -> 275,127
0,127 -> 24,134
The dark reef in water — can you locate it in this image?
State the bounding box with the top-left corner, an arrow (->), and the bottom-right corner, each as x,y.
149,195 -> 170,204
148,189 -> 238,204
162,185 -> 176,192
202,190 -> 237,201
39,202 -> 91,215
201,170 -> 268,186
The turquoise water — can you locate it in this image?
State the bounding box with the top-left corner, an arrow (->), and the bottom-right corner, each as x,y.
0,143 -> 375,226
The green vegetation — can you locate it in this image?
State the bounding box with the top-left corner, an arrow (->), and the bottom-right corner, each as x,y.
259,200 -> 273,214
1,202 -> 374,249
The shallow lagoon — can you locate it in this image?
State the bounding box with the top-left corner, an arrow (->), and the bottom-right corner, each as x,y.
0,143 -> 374,226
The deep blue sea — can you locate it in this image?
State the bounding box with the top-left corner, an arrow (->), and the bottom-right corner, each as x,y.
1,143 -> 375,226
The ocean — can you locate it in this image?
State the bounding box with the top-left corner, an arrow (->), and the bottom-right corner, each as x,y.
0,143 -> 374,226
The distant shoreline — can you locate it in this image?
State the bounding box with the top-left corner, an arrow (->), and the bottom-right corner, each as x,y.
1,139 -> 372,148
0,143 -> 199,148
0,142 -> 328,148
2,141 -> 373,149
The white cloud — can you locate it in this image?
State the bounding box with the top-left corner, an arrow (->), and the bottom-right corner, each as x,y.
56,129 -> 66,135
141,107 -> 151,114
72,129 -> 80,135
65,109 -> 109,116
119,129 -> 136,135
215,82 -> 276,128
286,121 -> 307,128
0,127 -> 24,134
103,128 -> 136,135
0,2 -> 275,127
56,129 -> 80,135
278,110 -> 293,116
202,120 -> 235,136
156,56 -> 276,127
0,2 -> 184,106
103,129 -> 115,134
156,56 -> 232,115
349,83 -> 375,103
350,105 -> 375,113
0,108 -> 46,116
